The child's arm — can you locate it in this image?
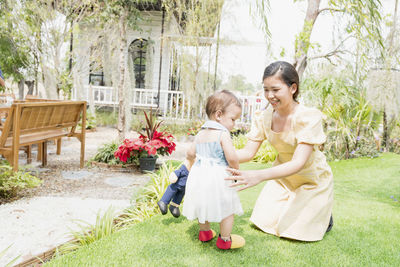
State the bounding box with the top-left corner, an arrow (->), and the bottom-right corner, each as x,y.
236,140 -> 262,163
220,131 -> 239,169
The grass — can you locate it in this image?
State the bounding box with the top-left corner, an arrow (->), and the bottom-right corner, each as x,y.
45,153 -> 400,266
94,109 -> 118,127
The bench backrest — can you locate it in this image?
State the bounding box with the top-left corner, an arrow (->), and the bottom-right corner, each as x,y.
24,95 -> 62,102
0,101 -> 86,146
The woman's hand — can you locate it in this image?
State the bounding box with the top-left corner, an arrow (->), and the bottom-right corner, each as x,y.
225,168 -> 263,191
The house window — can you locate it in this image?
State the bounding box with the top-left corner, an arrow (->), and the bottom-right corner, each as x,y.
88,44 -> 105,86
89,71 -> 105,86
129,39 -> 147,88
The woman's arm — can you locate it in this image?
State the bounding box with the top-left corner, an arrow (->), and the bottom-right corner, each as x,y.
227,143 -> 313,191
0,77 -> 5,87
236,140 -> 262,163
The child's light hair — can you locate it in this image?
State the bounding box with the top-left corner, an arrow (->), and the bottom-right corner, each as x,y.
205,90 -> 242,119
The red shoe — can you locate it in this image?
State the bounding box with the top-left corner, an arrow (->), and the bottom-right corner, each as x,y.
216,234 -> 245,250
198,229 -> 216,242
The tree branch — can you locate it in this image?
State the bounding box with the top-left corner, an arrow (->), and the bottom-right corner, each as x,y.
309,35 -> 354,61
318,7 -> 345,15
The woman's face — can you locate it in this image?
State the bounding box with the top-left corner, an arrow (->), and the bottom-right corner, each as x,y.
263,74 -> 297,111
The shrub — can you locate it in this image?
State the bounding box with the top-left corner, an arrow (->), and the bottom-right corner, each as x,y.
0,163 -> 42,198
118,161 -> 178,226
78,110 -> 97,130
231,124 -> 249,137
232,134 -> 277,163
388,120 -> 400,154
85,111 -> 97,130
253,141 -> 278,163
59,207 -> 119,255
160,119 -> 204,139
91,141 -> 124,165
232,134 -> 247,149
95,109 -> 118,127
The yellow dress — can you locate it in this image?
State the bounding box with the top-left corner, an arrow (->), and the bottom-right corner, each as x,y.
247,104 -> 333,241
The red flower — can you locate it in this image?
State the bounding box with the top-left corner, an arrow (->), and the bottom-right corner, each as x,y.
114,130 -> 176,163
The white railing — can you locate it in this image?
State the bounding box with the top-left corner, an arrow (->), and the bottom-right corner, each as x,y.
81,85 -> 268,124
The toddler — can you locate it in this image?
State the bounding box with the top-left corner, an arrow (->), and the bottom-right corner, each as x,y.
182,90 -> 245,250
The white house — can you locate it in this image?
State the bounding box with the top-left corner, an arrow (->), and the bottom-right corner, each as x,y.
72,2 -> 190,116
71,1 -> 266,123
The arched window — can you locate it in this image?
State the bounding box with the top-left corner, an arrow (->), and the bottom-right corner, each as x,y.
129,39 -> 148,88
89,44 -> 105,86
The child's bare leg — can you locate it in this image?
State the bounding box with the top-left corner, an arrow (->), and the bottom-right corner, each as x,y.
198,221 -> 216,242
199,221 -> 210,231
216,214 -> 245,249
220,214 -> 234,240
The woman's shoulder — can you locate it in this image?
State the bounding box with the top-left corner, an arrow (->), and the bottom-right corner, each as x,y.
293,104 -> 326,144
293,104 -> 324,128
295,104 -> 323,119
296,103 -> 322,114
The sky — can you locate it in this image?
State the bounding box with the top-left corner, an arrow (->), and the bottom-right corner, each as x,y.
216,0 -> 396,87
216,0 -> 329,87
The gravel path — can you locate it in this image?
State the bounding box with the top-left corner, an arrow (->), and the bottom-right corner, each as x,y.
0,127 -> 189,266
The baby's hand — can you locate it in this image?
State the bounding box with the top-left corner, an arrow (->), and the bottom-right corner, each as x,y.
169,172 -> 178,183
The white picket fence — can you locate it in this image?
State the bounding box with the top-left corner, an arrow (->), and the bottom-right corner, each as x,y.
81,85 -> 268,124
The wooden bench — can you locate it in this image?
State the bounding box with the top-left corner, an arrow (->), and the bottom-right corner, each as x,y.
0,101 -> 87,171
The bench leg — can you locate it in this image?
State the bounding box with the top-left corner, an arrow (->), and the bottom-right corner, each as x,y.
26,145 -> 32,164
12,149 -> 18,172
41,142 -> 48,167
56,138 -> 61,155
37,143 -> 42,161
80,138 -> 85,169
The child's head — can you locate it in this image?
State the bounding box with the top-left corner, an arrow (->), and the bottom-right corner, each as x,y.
205,90 -> 242,131
262,61 -> 300,102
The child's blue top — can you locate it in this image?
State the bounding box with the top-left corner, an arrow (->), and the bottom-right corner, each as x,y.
195,121 -> 229,167
0,66 -> 3,79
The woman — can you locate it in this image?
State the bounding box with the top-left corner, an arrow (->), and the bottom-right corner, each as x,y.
227,61 -> 333,241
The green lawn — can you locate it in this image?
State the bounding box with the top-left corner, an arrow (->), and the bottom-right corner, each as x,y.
46,154 -> 400,266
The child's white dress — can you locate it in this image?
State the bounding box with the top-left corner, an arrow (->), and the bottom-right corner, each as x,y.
182,121 -> 243,224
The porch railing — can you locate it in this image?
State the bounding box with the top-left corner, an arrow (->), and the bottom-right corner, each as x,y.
80,85 -> 268,124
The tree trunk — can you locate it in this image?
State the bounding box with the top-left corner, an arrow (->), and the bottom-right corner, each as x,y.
25,80 -> 35,96
117,10 -> 128,141
382,108 -> 388,151
293,0 -> 321,79
18,79 -> 25,100
387,0 -> 398,56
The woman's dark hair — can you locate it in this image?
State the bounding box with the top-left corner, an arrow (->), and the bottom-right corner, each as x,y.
262,61 -> 300,101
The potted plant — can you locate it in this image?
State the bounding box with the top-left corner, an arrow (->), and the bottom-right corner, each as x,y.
114,110 -> 176,172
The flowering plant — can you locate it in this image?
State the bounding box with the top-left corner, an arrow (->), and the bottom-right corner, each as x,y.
114,110 -> 176,164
